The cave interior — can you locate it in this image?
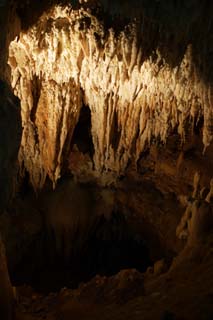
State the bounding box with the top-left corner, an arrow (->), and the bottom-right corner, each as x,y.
0,1 -> 213,320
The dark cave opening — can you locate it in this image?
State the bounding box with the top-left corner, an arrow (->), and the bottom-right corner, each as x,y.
9,209 -> 151,294
71,104 -> 94,158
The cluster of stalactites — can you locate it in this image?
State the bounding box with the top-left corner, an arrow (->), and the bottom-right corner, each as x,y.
8,5 -> 213,189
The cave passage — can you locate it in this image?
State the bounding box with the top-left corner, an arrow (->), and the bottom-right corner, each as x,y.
71,104 -> 94,158
10,209 -> 151,293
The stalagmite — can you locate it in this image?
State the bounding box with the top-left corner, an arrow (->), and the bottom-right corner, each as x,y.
176,174 -> 213,243
176,201 -> 193,240
192,172 -> 200,199
206,178 -> 213,203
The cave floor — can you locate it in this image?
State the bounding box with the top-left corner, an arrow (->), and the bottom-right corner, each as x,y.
4,150 -> 213,320
14,238 -> 213,320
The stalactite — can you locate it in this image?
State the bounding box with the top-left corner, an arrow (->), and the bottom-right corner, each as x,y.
8,5 -> 213,188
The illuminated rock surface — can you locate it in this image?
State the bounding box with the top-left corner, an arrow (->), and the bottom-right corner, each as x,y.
8,3 -> 213,188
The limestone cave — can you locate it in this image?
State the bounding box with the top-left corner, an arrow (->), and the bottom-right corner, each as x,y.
0,1 -> 213,319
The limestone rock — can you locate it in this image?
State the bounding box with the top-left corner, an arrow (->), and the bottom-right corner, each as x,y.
153,259 -> 168,276
7,4 -> 213,189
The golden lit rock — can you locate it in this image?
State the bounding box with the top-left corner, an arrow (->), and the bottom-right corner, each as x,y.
8,5 -> 213,188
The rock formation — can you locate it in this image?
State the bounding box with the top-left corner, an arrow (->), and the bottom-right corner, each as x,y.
7,1 -> 213,189
0,80 -> 20,320
0,80 -> 21,211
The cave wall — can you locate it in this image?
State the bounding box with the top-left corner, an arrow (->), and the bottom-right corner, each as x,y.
0,81 -> 21,320
0,5 -> 21,311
